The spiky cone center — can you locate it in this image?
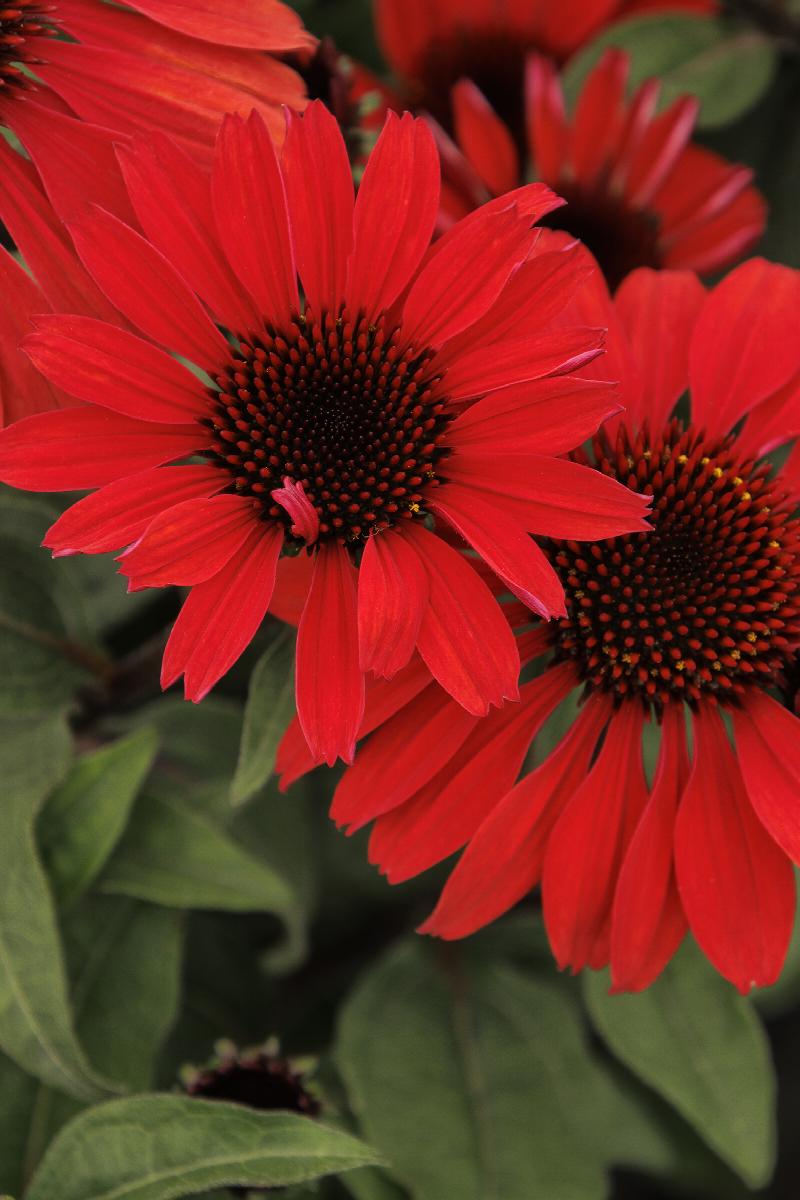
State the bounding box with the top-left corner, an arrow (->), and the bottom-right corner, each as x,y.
0,3 -> 58,91
548,420 -> 800,715
184,1046 -> 320,1116
205,306 -> 451,549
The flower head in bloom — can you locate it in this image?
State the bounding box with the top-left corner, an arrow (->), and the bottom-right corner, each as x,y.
280,259 -> 800,995
0,0 -> 314,207
438,50 -> 765,289
0,103 -> 649,765
374,0 -> 716,142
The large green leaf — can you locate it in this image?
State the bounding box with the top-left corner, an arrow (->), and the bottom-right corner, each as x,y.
25,1096 -> 382,1200
38,730 -> 158,907
100,790 -> 295,918
338,939 -> 609,1200
0,716 -> 114,1101
231,629 -> 296,806
0,1053 -> 40,1195
583,943 -> 775,1187
563,15 -> 776,129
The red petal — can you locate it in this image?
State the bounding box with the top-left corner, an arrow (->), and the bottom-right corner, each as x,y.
70,205 -> 228,367
448,376 -> 620,456
370,664 -> 577,884
689,259 -> 800,439
614,268 -> 705,434
119,494 -> 260,589
44,465 -> 223,556
571,50 -> 628,186
525,55 -> 568,181
24,316 -> 207,422
331,684 -> 477,832
358,528 -> 429,679
212,111 -> 298,327
121,0 -> 314,51
624,95 -> 699,208
543,703 -> 648,973
162,522 -> 283,702
271,477 -> 320,544
430,485 -> 566,618
282,102 -> 354,317
117,131 -> 258,334
734,691 -> 800,866
295,543 -> 365,766
422,692 -> 610,939
0,249 -> 65,426
441,326 -> 606,400
404,523 -> 520,715
346,112 -> 439,320
401,202 -> 536,349
674,704 -> 795,993
610,706 -> 689,992
0,408 -> 201,491
444,452 -> 652,539
269,554 -> 314,626
451,79 -> 519,197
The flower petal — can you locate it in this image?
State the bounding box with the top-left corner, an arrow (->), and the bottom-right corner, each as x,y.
358,528 -> 429,679
296,542 -> 365,766
121,0 -> 314,51
674,704 -> 795,993
162,522 -> 283,701
451,79 -> 519,196
441,327 -> 606,400
734,691 -> 800,867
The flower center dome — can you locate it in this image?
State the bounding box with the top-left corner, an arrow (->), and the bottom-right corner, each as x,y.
549,420 -> 800,713
540,184 -> 663,291
206,308 -> 451,545
0,3 -> 57,90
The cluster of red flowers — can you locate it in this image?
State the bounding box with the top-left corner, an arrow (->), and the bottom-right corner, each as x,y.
0,0 -> 797,996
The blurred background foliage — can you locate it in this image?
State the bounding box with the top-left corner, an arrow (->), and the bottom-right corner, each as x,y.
2,1 -> 800,1198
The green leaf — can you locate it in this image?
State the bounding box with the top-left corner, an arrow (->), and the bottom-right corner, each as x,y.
563,15 -> 776,129
100,791 -> 295,919
38,730 -> 158,907
231,629 -> 296,806
25,1096 -> 382,1200
583,942 -> 776,1187
338,940 -> 609,1200
0,1053 -> 40,1195
0,716 -> 116,1102
116,696 -> 243,787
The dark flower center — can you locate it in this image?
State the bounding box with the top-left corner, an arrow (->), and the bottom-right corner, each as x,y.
540,183 -> 663,291
548,420 -> 800,714
0,3 -> 57,91
185,1049 -> 320,1117
206,308 -> 451,547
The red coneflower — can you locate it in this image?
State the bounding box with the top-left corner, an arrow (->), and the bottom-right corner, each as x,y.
437,49 -> 765,289
0,0 -> 313,221
0,102 -> 649,765
374,0 -> 717,143
280,259 -> 800,994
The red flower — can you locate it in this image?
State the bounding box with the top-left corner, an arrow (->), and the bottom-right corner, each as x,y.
0,0 -> 314,225
438,49 -> 766,288
374,0 -> 717,139
0,103 -> 649,765
280,259 -> 800,994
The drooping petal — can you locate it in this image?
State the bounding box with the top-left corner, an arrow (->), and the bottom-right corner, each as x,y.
543,703 -> 648,972
370,663 -> 577,884
674,704 -> 795,993
689,259 -> 800,439
331,684 -> 478,832
24,316 -> 208,422
451,79 -> 519,197
0,408 -> 201,491
118,494 -> 260,589
295,542 -> 365,766
609,706 -> 689,992
734,691 -> 800,867
346,112 -> 439,320
358,528 -> 429,679
70,206 -> 228,367
282,102 -> 354,316
269,554 -> 314,626
117,131 -> 258,334
614,268 -> 705,433
211,111 -> 298,326
430,485 -> 566,618
0,250 -> 66,426
44,465 -> 224,556
402,523 -> 520,715
422,692 -> 611,940
162,522 -> 283,701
